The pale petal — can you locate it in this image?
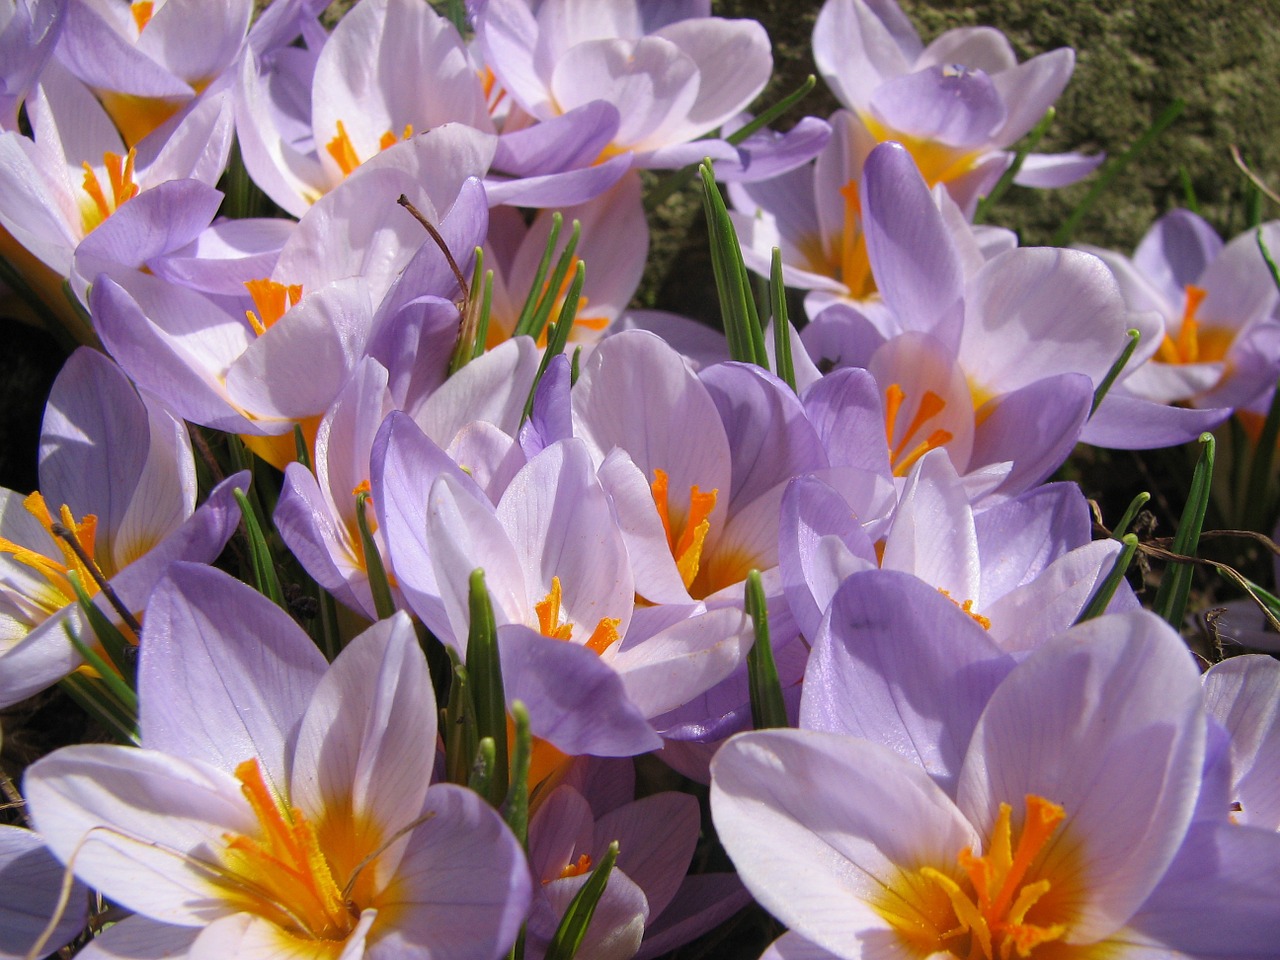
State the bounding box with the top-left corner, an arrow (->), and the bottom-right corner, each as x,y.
711,728 -> 977,960
957,611 -> 1206,941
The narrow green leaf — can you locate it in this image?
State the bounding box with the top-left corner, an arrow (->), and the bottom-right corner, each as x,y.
521,261 -> 584,425
59,671 -> 139,745
470,269 -> 495,362
769,247 -> 797,392
1259,226 -> 1280,292
66,571 -> 135,687
544,841 -> 620,960
513,213 -> 563,337
973,107 -> 1055,224
745,570 -> 787,730
444,650 -> 478,787
1112,491 -> 1151,538
504,701 -> 532,848
1090,329 -> 1141,416
700,162 -> 766,367
570,345 -> 583,386
1179,166 -> 1199,213
1051,99 -> 1185,247
467,569 -> 509,806
354,491 -> 396,620
1152,433 -> 1215,630
515,220 -> 580,342
314,583 -> 342,661
468,736 -> 497,797
1074,534 -> 1139,623
292,423 -> 312,471
451,247 -> 488,374
234,488 -> 284,609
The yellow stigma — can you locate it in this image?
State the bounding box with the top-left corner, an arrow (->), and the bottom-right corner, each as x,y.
877,795 -> 1070,960
218,759 -> 361,942
244,278 -> 303,336
884,383 -> 954,477
80,148 -> 140,234
650,469 -> 717,592
860,114 -> 985,189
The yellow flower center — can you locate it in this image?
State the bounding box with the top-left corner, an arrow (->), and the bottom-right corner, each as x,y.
861,114 -> 985,190
649,468 -> 717,594
130,0 -> 154,33
80,148 -> 140,234
884,382 -> 954,477
218,759 -> 360,942
535,576 -> 621,655
0,492 -> 100,610
937,589 -> 991,630
244,278 -> 303,336
1155,284 -> 1233,366
876,795 -> 1071,960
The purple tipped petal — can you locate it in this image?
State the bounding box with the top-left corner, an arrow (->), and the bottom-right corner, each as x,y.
868,65 -> 1006,147
802,570 -> 1012,789
139,562 -> 327,784
862,141 -> 965,342
499,625 -> 662,757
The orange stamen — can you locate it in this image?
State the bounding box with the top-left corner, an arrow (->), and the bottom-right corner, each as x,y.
80,148 -> 140,233
534,576 -> 622,654
221,758 -> 353,940
0,493 -> 100,603
326,120 -> 362,177
937,589 -> 992,630
378,124 -> 414,152
244,278 -> 302,335
557,853 -> 593,880
131,1 -> 154,33
1156,284 -> 1211,364
838,180 -> 873,297
535,577 -> 575,641
884,384 -> 953,476
650,469 -> 717,590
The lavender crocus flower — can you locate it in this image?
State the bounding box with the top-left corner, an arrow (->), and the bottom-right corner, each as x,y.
1078,213 -> 1280,448
24,563 -> 532,959
711,610 -> 1263,959
55,0 -> 252,146
474,0 -> 772,171
801,143 -> 1140,500
0,348 -> 246,708
812,0 -> 1101,214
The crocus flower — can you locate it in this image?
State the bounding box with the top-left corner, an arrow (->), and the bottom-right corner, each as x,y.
24,562 -> 532,959
54,0 -> 252,146
780,449 -> 1133,649
235,0 -> 495,217
800,143 -> 1140,500
90,125 -> 492,469
474,0 -> 772,170
0,348 -> 246,707
1078,213 -> 1280,448
812,0 -> 1101,213
712,610 -> 1219,959
525,782 -> 746,960
0,57 -> 232,325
